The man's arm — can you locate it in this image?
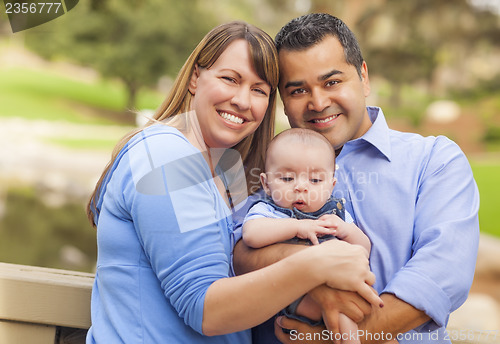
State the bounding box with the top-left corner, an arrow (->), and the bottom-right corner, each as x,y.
274,294 -> 430,344
233,239 -> 306,275
357,293 -> 430,344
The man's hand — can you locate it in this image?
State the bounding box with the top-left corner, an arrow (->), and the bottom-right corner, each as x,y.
357,293 -> 430,344
275,316 -> 331,344
308,285 -> 373,334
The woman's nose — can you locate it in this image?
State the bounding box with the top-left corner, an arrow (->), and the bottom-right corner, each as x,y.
230,87 -> 251,111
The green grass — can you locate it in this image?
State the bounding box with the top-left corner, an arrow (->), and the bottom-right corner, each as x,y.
471,162 -> 500,237
0,66 -> 163,125
44,137 -> 119,151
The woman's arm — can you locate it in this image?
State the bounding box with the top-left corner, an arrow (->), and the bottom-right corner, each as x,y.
203,239 -> 381,336
243,217 -> 335,247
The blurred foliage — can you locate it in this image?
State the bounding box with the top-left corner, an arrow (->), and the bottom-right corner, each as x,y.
483,126 -> 500,143
24,0 -> 217,111
15,0 -> 500,115
355,0 -> 500,107
0,187 -> 96,272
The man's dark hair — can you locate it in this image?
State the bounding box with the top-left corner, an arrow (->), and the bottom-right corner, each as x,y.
275,13 -> 364,77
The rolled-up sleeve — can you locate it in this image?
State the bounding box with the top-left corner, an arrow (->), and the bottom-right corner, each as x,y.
382,137 -> 480,330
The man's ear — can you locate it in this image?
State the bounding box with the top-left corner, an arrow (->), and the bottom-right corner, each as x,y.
260,172 -> 271,196
188,64 -> 200,95
361,61 -> 371,98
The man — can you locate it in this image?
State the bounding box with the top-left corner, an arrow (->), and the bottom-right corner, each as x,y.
233,13 -> 479,344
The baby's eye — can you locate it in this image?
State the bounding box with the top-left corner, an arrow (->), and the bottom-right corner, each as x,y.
310,178 -> 322,183
280,177 -> 294,182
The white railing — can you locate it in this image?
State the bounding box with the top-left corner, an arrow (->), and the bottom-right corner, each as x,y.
0,262 -> 93,344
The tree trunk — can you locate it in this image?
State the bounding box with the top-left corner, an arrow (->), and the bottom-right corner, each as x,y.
125,80 -> 138,112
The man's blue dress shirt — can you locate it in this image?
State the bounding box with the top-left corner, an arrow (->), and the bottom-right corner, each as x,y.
248,106 -> 479,344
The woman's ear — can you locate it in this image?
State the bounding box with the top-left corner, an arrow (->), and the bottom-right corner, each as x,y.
188,64 -> 200,95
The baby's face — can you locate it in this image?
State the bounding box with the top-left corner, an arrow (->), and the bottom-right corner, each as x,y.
262,140 -> 336,213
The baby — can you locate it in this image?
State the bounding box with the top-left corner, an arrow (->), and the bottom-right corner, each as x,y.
243,128 -> 371,344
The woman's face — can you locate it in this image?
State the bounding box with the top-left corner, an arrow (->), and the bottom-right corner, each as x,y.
189,39 -> 272,149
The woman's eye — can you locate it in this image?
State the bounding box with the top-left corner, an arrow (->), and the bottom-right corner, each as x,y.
222,76 -> 236,83
253,88 -> 268,96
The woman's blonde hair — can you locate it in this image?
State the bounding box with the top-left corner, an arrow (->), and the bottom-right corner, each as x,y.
87,21 -> 279,227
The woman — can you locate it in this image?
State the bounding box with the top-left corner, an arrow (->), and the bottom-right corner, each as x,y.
86,21 -> 380,343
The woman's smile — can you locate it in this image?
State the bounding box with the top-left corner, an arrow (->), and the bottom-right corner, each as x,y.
217,110 -> 246,125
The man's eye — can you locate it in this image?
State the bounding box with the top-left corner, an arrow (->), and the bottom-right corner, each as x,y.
290,88 -> 306,95
325,80 -> 339,87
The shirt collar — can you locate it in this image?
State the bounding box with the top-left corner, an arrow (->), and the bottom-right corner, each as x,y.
352,106 -> 392,161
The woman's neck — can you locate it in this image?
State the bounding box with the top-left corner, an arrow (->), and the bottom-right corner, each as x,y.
165,110 -> 226,176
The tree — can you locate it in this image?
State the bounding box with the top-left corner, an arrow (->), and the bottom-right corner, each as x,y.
25,0 -> 217,111
355,0 -> 500,103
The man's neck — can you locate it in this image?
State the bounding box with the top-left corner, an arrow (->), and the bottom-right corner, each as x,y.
335,147 -> 343,157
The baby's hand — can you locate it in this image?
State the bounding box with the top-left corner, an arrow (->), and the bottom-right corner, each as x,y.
296,219 -> 335,245
317,214 -> 350,240
317,214 -> 342,228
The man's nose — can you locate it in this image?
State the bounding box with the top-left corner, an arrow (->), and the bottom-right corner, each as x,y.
307,89 -> 331,113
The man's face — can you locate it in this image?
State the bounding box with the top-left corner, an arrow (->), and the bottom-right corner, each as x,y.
278,35 -> 372,151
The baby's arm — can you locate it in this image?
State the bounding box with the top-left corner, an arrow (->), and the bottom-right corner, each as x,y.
317,215 -> 371,254
335,222 -> 371,254
243,217 -> 334,248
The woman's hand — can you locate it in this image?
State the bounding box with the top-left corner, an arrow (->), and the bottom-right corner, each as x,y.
308,240 -> 382,310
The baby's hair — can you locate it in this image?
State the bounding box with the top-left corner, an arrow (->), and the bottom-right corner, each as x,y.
265,128 -> 335,170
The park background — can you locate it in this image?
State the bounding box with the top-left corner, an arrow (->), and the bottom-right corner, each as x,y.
1,0 -> 500,337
